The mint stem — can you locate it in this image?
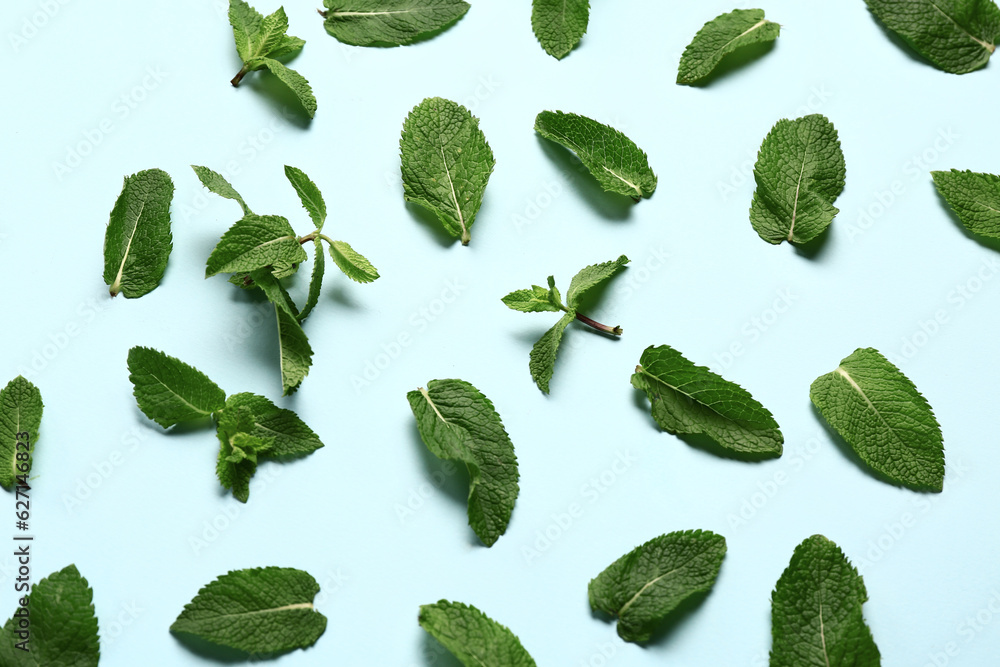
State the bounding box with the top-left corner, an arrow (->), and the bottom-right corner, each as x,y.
231,65 -> 250,87
317,9 -> 328,18
574,311 -> 622,336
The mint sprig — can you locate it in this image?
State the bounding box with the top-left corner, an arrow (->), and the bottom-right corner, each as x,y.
127,347 -> 324,502
195,164 -> 379,395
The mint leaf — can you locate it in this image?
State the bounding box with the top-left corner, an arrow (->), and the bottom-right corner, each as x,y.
205,214 -> 307,277
321,0 -> 471,46
631,345 -> 783,458
0,565 -> 99,667
250,268 -> 300,317
810,347 -> 944,492
588,530 -> 726,643
276,306 -> 313,395
400,97 -> 496,245
531,0 -> 590,59
171,567 -> 327,654
932,169 -> 1000,239
567,254 -> 629,308
299,239 -> 325,321
223,392 -> 324,457
677,8 -> 780,85
0,376 -> 42,490
328,240 -> 379,283
407,379 -> 518,546
216,422 -> 269,503
102,168 -> 175,298
419,601 -> 536,667
127,347 -> 226,428
534,111 -> 657,200
865,0 -> 1000,74
229,0 -> 316,118
505,257 -> 627,393
192,165 -> 252,215
750,114 -> 845,245
284,165 -> 326,230
771,535 -> 880,667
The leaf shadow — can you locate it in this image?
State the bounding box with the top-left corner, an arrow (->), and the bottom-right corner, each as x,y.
630,389 -> 780,463
865,10 -> 943,71
421,634 -> 464,667
686,40 -> 777,88
792,224 -> 833,260
810,403 -> 922,491
642,591 -> 714,647
406,203 -> 460,248
931,184 -> 1000,253
535,137 -> 634,221
325,283 -> 364,310
172,632 -> 295,663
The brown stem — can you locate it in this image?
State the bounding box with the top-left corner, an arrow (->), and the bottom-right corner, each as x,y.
231,65 -> 249,87
317,9 -> 328,18
574,311 -> 622,336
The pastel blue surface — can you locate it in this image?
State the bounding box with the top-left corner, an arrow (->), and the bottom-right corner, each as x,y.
2,0 -> 1000,664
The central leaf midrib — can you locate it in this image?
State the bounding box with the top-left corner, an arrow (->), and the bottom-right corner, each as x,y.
929,1 -> 996,52
637,365 -> 766,430
197,601 -> 314,622
146,371 -> 213,417
834,366 -> 917,456
112,196 -> 149,293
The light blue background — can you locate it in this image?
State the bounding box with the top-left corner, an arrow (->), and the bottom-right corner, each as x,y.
2,0 -> 1000,665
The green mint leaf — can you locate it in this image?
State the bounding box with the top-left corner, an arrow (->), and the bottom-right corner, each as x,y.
229,0 -> 265,63
932,169 -> 1000,240
249,268 -> 300,317
534,111 -> 657,200
419,601 -> 536,667
677,9 -> 780,85
276,305 -> 314,395
284,165 -> 327,230
407,379 -> 518,547
127,347 -> 226,428
588,530 -> 727,643
865,0 -> 1000,74
205,214 -> 307,277
102,168 -> 175,298
171,567 -> 327,654
566,254 -> 629,308
269,34 -> 306,58
771,535 -> 880,667
810,347 -> 944,492
0,376 -> 42,490
750,114 -> 845,245
500,281 -> 563,313
223,392 -> 324,457
216,429 -> 267,503
256,58 -> 317,119
248,5 -> 290,61
0,565 -> 99,667
529,311 -> 575,394
321,0 -> 471,47
192,165 -> 252,215
400,97 -> 496,245
328,240 -> 380,283
298,239 -> 325,322
631,345 -> 783,458
531,0 -> 590,59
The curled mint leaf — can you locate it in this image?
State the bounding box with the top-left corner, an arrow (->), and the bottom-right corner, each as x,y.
631,345 -> 783,458
771,535 -> 880,666
677,8 -> 780,85
419,600 -> 536,666
750,114 -> 845,245
320,0 -> 471,46
407,379 -> 518,546
589,530 -> 726,643
400,97 -> 496,245
810,347 -> 944,492
0,376 -> 42,490
171,567 -> 327,654
534,111 -> 657,200
103,168 -> 175,298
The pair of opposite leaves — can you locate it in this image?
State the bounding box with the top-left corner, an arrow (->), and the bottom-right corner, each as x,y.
0,535 -> 879,665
